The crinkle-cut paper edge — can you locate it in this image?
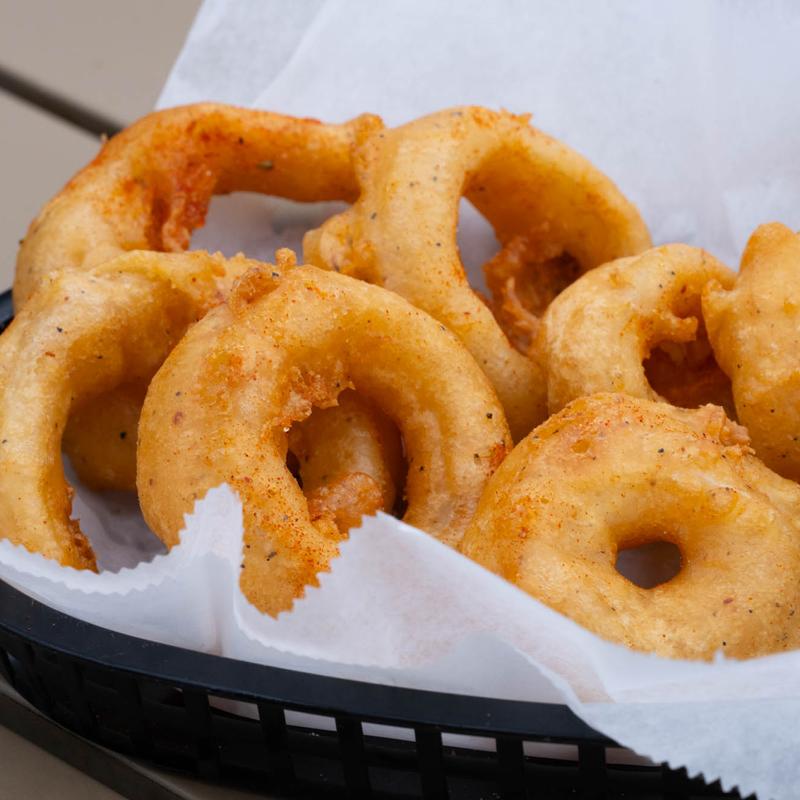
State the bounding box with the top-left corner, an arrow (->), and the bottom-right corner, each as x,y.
235,510 -> 800,686
0,484 -> 243,595
0,486 -> 794,798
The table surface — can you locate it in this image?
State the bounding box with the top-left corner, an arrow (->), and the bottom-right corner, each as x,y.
0,2 -> 274,797
0,0 -> 201,292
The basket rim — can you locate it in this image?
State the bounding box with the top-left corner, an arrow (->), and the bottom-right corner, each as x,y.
0,578 -> 611,743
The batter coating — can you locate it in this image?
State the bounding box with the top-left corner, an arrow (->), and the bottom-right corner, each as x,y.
15,102 -> 382,490
304,106 -> 651,439
138,261 -> 511,615
460,394 -> 800,660
541,244 -> 735,414
704,223 -> 800,481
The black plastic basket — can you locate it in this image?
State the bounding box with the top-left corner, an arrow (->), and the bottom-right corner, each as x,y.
0,290 -> 745,800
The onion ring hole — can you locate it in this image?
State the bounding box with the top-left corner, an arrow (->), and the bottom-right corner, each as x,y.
455,197 -> 584,358
285,392 -> 408,527
190,193 -> 349,262
643,314 -> 735,417
614,537 -> 683,590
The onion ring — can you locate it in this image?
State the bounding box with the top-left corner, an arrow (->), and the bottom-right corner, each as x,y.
460,393 -> 800,660
540,244 -> 735,415
304,106 -> 651,438
15,102 -> 382,305
137,259 -> 511,615
704,222 -> 800,480
0,250 -> 257,568
14,102 -> 383,490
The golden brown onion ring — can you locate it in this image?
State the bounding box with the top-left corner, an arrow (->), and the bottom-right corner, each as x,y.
15,102 -> 382,490
0,250 -> 258,568
540,244 -> 735,414
138,260 -> 511,615
15,103 -> 382,305
460,393 -> 800,660
704,223 -> 800,481
304,106 -> 651,438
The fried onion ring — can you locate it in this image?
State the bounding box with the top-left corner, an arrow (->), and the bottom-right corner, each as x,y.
0,250 -> 258,568
15,102 -> 383,491
15,102 -> 382,305
540,245 -> 735,415
137,260 -> 511,615
304,106 -> 651,438
460,393 -> 800,660
704,222 -> 800,481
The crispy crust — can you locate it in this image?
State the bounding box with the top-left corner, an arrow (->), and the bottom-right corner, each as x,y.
460,393 -> 800,659
138,264 -> 511,615
15,102 -> 382,306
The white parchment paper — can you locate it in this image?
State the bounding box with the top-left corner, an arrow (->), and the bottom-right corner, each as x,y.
5,2 -> 800,798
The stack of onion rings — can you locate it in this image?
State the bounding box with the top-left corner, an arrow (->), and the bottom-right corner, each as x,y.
6,101 -> 800,663
15,103 -> 385,492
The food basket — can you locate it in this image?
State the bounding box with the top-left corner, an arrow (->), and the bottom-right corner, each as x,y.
0,291 -> 744,800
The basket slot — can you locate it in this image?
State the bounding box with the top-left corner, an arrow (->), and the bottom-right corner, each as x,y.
364,721 -> 416,743
522,741 -> 578,761
336,717 -> 371,797
7,642 -> 53,716
183,689 -> 220,779
604,746 -> 653,766
257,702 -> 294,784
415,726 -> 448,799
58,657 -> 97,739
496,735 -> 526,798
